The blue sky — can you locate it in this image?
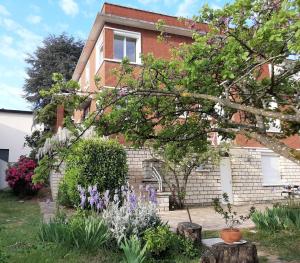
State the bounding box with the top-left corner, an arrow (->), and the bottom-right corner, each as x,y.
0,0 -> 231,111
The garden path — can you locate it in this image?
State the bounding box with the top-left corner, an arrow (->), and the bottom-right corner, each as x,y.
159,203 -> 271,230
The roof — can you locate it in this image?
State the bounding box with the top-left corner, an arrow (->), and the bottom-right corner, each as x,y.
0,108 -> 33,115
72,2 -> 209,81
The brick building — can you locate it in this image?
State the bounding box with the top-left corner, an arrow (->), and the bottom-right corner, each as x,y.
52,3 -> 300,207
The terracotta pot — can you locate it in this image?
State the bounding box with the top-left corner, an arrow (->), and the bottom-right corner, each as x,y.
220,228 -> 242,243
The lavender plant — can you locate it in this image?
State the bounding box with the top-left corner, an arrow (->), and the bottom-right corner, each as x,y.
78,184 -> 162,244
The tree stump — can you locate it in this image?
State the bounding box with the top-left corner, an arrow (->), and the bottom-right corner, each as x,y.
177,222 -> 202,244
200,242 -> 258,263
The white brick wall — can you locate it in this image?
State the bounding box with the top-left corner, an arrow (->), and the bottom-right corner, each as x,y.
50,147 -> 300,206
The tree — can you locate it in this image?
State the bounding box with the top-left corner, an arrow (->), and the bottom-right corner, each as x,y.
33,0 -> 300,185
153,142 -> 226,208
92,0 -> 300,164
24,34 -> 83,110
23,34 -> 83,156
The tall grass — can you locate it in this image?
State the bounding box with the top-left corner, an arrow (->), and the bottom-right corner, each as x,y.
252,202 -> 300,232
39,214 -> 109,250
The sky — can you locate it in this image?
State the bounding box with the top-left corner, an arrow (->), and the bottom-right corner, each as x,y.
0,0 -> 231,111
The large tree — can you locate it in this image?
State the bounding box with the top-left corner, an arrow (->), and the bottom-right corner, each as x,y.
24,34 -> 83,110
91,0 -> 300,164
33,0 -> 300,180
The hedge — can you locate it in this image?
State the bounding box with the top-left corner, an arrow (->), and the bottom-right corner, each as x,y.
58,138 -> 127,206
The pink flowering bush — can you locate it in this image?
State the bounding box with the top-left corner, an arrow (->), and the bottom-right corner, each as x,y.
6,156 -> 43,195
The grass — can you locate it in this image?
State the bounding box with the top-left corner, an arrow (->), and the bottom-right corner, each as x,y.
0,190 -> 200,263
0,190 -> 122,263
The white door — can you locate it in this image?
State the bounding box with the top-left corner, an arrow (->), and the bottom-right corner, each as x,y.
220,157 -> 233,203
0,149 -> 9,189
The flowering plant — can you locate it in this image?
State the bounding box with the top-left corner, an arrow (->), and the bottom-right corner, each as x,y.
78,184 -> 162,244
6,156 -> 43,195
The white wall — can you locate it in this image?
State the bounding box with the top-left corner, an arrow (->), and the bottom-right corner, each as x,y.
0,111 -> 34,189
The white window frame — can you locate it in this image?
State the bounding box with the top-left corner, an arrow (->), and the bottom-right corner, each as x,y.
84,61 -> 90,91
113,29 -> 141,64
261,153 -> 282,186
95,32 -> 104,72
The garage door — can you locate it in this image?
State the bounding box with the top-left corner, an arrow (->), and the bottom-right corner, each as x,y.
0,149 -> 9,189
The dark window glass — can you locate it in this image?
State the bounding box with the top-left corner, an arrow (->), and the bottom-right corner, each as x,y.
126,37 -> 136,62
114,35 -> 124,60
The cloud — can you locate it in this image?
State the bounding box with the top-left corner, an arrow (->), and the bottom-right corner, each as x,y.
59,0 -> 79,16
176,0 -> 197,17
0,4 -> 10,16
0,17 -> 42,61
26,15 -> 42,24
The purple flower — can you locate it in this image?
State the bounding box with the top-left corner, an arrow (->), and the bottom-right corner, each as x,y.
97,198 -> 104,211
128,191 -> 137,211
80,194 -> 86,209
148,187 -> 157,204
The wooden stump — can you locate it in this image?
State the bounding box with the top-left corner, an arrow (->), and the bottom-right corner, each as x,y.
177,222 -> 202,244
200,242 -> 258,263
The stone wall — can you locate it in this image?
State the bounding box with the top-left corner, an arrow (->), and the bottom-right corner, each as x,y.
49,147 -> 300,206
230,148 -> 300,204
50,169 -> 64,200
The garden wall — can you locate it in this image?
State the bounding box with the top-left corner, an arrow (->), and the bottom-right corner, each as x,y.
50,147 -> 300,205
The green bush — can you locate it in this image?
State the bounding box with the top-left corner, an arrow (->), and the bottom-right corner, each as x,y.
39,213 -> 109,250
252,204 -> 300,232
59,138 -> 127,206
143,225 -> 173,256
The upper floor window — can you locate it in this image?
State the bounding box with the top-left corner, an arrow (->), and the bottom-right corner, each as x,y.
96,33 -> 104,72
113,29 -> 141,64
84,61 -> 90,90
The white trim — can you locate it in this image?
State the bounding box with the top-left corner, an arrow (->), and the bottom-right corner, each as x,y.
95,31 -> 104,73
103,58 -> 142,66
112,28 -> 142,64
104,26 -> 141,36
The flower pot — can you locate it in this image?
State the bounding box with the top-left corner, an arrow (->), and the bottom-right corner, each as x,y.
220,228 -> 242,243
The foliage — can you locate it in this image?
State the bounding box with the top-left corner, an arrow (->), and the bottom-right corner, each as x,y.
177,236 -> 200,258
58,138 -> 127,206
5,156 -> 43,195
101,185 -> 161,244
120,236 -> 147,263
89,0 -> 300,165
251,202 -> 300,232
143,225 -> 173,256
213,193 -> 255,228
24,33 -> 83,110
39,213 -> 109,250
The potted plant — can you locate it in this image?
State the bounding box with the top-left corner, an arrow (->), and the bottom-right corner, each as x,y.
213,193 -> 255,243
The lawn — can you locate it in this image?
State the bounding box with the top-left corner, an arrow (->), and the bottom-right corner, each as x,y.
0,190 -> 199,263
0,190 -> 123,263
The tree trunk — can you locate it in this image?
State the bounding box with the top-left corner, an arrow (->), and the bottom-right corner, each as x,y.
200,242 -> 258,263
177,222 -> 202,244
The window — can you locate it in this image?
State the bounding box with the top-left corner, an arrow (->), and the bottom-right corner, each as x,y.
96,33 -> 104,72
261,154 -> 282,185
83,105 -> 90,120
113,30 -> 141,64
84,61 -> 90,90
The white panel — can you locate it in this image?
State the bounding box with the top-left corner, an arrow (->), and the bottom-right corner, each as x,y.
261,154 -> 281,185
220,157 -> 233,203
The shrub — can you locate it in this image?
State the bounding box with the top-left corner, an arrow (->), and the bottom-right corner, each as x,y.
252,204 -> 300,232
101,185 -> 162,244
39,213 -> 109,250
59,138 -> 127,206
5,156 -> 43,195
120,236 -> 147,263
143,225 -> 173,256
